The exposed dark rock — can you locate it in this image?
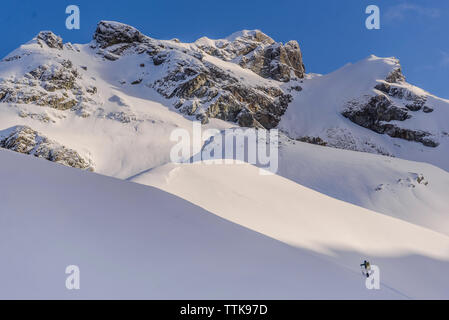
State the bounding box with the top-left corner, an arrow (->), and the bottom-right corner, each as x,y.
131,79 -> 142,85
103,52 -> 119,61
153,53 -> 168,65
153,57 -> 292,129
237,110 -> 260,128
375,82 -> 428,112
89,23 -> 298,128
86,86 -> 97,94
342,95 -> 438,147
423,106 -> 434,113
0,126 -> 93,170
93,21 -> 146,49
385,67 -> 405,83
197,30 -> 305,82
0,58 -> 98,113
36,31 -> 63,50
197,30 -> 274,60
297,136 -> 327,146
405,103 -> 423,112
289,85 -> 303,92
343,95 -> 410,125
239,41 -> 305,82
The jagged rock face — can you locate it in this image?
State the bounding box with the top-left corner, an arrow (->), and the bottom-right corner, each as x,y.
374,82 -> 428,112
196,30 -> 305,82
343,95 -> 411,127
93,21 -> 147,48
2,21 -> 301,130
340,65 -> 439,148
36,31 -> 63,50
151,51 -> 291,128
296,136 -> 327,146
196,30 -> 275,60
0,56 -> 98,115
91,21 -> 294,128
240,40 -> 305,82
342,93 -> 438,148
385,67 -> 406,83
0,126 -> 93,170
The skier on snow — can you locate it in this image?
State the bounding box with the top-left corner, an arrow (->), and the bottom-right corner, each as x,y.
360,260 -> 371,278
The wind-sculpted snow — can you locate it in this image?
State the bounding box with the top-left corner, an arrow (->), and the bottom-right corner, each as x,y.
132,160 -> 449,299
0,149 -> 408,299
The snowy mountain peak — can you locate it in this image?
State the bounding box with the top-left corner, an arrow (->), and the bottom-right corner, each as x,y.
194,28 -> 305,82
36,31 -> 63,50
93,20 -> 148,49
223,29 -> 274,43
0,21 -> 448,173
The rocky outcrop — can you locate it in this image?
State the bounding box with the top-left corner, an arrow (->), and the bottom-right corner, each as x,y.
340,64 -> 439,148
0,57 -> 98,115
342,95 -> 438,147
240,40 -> 305,82
0,126 -> 93,170
196,30 -> 274,59
374,82 -> 427,112
296,136 -> 327,146
93,21 -> 147,49
36,31 -> 63,50
152,56 -> 292,128
88,22 -> 300,128
196,30 -> 305,82
1,22 -> 300,130
385,67 -> 405,83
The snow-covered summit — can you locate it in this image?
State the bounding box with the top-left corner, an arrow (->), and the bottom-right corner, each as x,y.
280,54 -> 449,170
194,28 -> 305,82
93,20 -> 148,49
0,21 -> 448,170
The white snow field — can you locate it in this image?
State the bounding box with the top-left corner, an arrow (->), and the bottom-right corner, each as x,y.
132,161 -> 449,299
0,149 -> 415,299
275,138 -> 449,236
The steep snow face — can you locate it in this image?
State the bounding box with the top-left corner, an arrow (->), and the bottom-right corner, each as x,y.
132,160 -> 449,299
0,149 -> 406,299
279,55 -> 449,171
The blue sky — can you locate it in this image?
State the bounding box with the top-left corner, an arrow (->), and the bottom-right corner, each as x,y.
1,0 -> 448,98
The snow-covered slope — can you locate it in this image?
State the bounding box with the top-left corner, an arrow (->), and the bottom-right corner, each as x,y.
180,130 -> 449,235
132,160 -> 449,299
0,149 -> 410,299
276,136 -> 449,235
279,55 -> 449,171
